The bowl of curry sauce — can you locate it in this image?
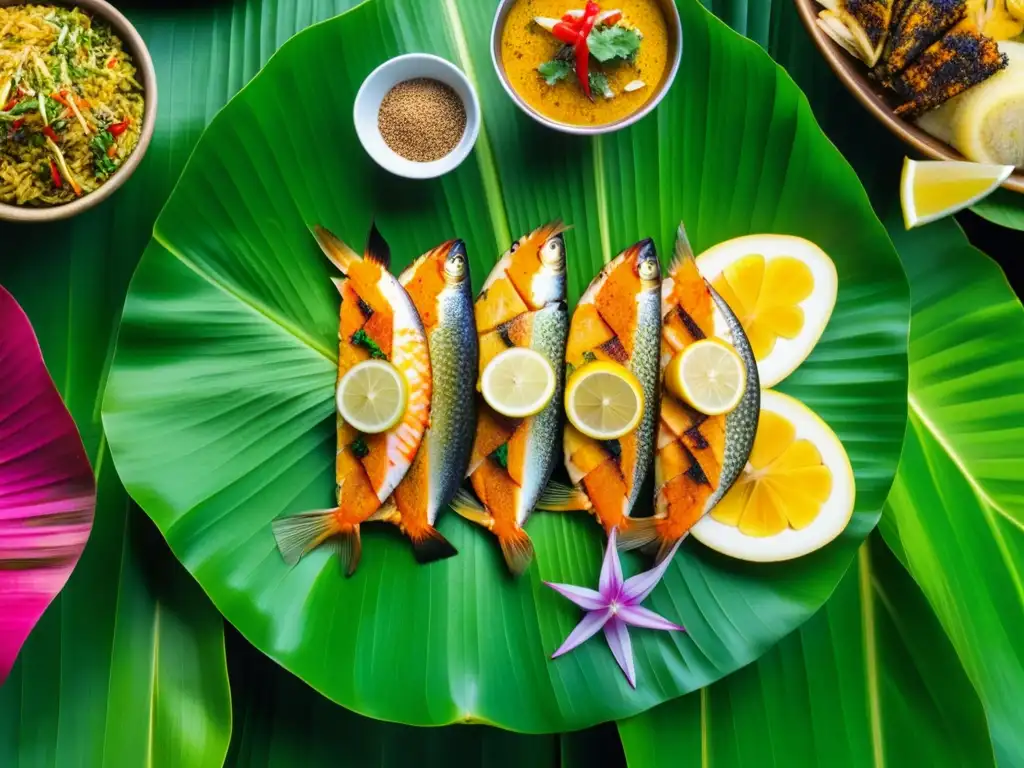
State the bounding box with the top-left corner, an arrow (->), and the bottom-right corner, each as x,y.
491,0 -> 682,135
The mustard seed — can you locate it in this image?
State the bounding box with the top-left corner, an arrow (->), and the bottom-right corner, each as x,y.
377,78 -> 467,163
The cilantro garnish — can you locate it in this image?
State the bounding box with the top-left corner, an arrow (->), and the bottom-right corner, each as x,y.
350,329 -> 387,360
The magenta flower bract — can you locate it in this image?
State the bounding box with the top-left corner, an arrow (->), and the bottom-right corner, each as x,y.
0,286 -> 95,683
545,528 -> 685,688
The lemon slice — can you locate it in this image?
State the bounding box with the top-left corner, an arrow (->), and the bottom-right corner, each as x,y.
691,389 -> 855,562
481,347 -> 556,418
565,361 -> 644,440
337,360 -> 408,434
664,339 -> 746,416
696,235 -> 837,389
900,159 -> 1014,229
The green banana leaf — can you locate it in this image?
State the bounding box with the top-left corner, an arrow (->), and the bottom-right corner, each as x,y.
225,628 -> 626,767
616,534 -> 995,767
102,0 -> 908,732
694,1 -> 1024,763
972,190 -> 1024,231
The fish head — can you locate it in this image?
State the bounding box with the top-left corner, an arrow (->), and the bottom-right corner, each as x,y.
503,221 -> 568,309
442,239 -> 469,287
631,238 -> 661,289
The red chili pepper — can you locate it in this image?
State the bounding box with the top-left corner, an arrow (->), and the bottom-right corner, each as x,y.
600,10 -> 623,25
575,1 -> 601,100
1,98 -> 18,112
10,118 -> 25,133
42,125 -> 59,142
107,58 -> 118,69
49,160 -> 62,188
108,120 -> 129,137
552,21 -> 579,44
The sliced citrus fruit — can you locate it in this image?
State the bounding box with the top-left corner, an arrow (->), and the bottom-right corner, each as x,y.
337,360 -> 408,434
691,389 -> 855,562
664,339 -> 746,416
481,347 -> 556,419
900,158 -> 1014,229
565,361 -> 644,440
696,234 -> 837,389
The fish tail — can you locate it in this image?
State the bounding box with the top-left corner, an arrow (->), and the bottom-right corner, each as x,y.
498,527 -> 535,577
616,516 -> 663,553
271,509 -> 342,566
410,526 -> 459,564
536,481 -> 591,512
367,498 -> 401,524
313,225 -> 361,273
331,523 -> 363,578
670,221 -> 695,273
449,488 -> 494,529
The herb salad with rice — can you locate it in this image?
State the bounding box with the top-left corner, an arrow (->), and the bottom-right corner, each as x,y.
0,4 -> 144,207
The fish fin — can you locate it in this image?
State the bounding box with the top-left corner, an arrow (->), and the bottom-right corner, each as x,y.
536,482 -> 591,512
450,489 -> 493,529
616,516 -> 662,552
410,527 -> 459,564
366,498 -> 401,524
536,220 -> 572,240
670,221 -> 695,273
313,225 -> 360,274
364,220 -> 391,270
328,525 -> 362,577
330,276 -> 346,296
271,509 -> 340,566
654,536 -> 680,565
498,528 -> 535,577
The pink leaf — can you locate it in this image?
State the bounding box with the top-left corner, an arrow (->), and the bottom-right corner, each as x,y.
0,286 -> 95,683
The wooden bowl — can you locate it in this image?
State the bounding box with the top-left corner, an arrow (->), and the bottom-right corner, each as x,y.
0,0 -> 158,223
793,0 -> 1024,194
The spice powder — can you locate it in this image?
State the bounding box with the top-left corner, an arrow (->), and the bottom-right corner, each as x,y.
378,78 -> 467,162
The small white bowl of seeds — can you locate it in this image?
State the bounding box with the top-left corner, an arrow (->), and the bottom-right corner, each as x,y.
353,53 -> 480,180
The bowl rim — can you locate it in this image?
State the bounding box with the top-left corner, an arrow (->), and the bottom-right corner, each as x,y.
0,0 -> 159,223
792,0 -> 1024,195
489,0 -> 684,136
352,52 -> 481,181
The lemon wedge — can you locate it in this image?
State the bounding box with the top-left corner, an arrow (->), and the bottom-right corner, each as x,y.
691,389 -> 855,562
900,158 -> 1014,229
695,235 -> 837,389
337,360 -> 408,434
664,339 -> 746,416
481,347 -> 556,419
565,361 -> 644,440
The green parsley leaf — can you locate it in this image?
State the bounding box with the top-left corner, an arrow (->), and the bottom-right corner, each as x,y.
349,436 -> 370,459
589,71 -> 614,99
586,25 -> 642,63
491,443 -> 509,470
582,351 -> 598,364
350,329 -> 388,360
538,59 -> 572,86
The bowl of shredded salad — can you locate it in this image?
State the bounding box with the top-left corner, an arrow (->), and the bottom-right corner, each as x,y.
0,0 -> 157,222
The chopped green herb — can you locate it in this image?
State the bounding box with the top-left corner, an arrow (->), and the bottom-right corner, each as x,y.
586,25 -> 642,63
351,328 -> 388,360
566,362 -> 576,379
349,436 -> 370,459
491,443 -> 509,470
582,351 -> 598,364
538,59 -> 572,86
589,71 -> 614,99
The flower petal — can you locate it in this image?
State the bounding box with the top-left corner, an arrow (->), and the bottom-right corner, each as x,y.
600,528 -> 624,597
621,538 -> 683,604
618,604 -> 685,632
551,608 -> 611,658
603,617 -> 636,688
545,581 -> 606,611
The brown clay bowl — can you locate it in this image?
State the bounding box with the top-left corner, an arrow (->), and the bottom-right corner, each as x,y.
0,0 -> 158,223
793,0 -> 1024,195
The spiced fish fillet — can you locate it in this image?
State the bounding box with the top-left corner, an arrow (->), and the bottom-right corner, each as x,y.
272,224 -> 431,576
618,224 -> 760,563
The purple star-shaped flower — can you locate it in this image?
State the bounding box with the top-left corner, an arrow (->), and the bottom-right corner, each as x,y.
545,529 -> 685,688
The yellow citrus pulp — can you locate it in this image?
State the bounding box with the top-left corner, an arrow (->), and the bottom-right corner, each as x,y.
695,235 -> 837,388
900,158 -> 1015,229
664,339 -> 746,416
480,347 -> 556,419
337,360 -> 408,434
564,361 -> 644,440
691,389 -> 855,562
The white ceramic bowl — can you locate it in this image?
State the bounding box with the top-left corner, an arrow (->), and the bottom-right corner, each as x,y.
353,53 -> 480,180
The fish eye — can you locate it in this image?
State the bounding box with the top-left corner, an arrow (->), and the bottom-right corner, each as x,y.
540,237 -> 564,266
638,259 -> 659,280
445,255 -> 466,277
